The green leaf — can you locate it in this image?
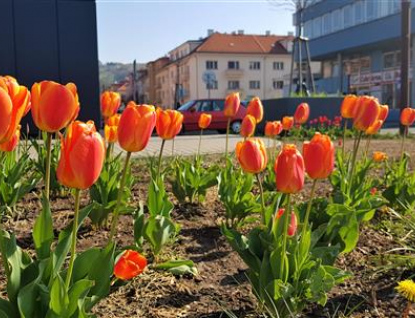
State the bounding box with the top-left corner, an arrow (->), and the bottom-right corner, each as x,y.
67,279 -> 94,316
144,216 -> 176,255
154,259 -> 198,276
33,195 -> 54,260
50,275 -> 69,316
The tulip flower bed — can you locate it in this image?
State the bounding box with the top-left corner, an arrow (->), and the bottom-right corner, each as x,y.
3,77 -> 415,318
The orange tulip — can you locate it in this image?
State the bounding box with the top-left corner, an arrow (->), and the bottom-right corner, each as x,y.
156,108 -> 184,140
282,116 -> 294,131
341,94 -> 358,119
366,119 -> 384,135
378,104 -> 389,121
240,115 -> 256,138
265,121 -> 283,138
400,107 -> 415,126
0,125 -> 20,152
224,92 -> 240,118
101,91 -> 121,118
198,113 -> 212,129
0,76 -> 30,143
57,120 -> 105,190
31,81 -> 79,132
372,151 -> 387,163
353,96 -> 380,131
114,250 -> 147,280
118,103 -> 157,152
247,97 -> 263,123
294,103 -> 310,124
104,114 -> 121,143
274,144 -> 305,193
235,138 -> 267,174
303,133 -> 334,179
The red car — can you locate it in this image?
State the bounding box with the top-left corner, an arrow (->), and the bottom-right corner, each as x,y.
177,99 -> 247,133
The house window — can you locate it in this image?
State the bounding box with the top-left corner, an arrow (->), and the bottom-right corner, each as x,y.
366,0 -> 378,21
228,61 -> 240,69
206,61 -> 218,70
228,81 -> 240,89
273,62 -> 284,70
273,80 -> 284,89
313,16 -> 322,37
332,9 -> 343,32
249,61 -> 261,70
249,81 -> 260,89
383,52 -> 395,69
322,13 -> 332,35
354,1 -> 365,24
206,80 -> 218,90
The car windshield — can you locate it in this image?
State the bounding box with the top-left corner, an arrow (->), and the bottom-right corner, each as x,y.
177,100 -> 195,111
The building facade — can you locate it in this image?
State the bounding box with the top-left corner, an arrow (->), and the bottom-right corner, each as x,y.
297,0 -> 415,109
148,32 -> 295,108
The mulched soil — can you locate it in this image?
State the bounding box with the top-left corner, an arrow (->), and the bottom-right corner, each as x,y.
2,138 -> 415,317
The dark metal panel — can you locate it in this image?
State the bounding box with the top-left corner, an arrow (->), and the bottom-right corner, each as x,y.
57,0 -> 101,124
13,0 -> 60,84
0,0 -> 16,75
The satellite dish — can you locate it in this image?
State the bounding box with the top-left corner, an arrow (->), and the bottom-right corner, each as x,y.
202,71 -> 216,85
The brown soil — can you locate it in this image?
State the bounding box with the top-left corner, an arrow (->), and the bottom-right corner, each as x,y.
2,138 -> 415,318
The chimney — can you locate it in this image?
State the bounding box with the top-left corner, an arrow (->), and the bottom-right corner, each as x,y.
237,30 -> 244,35
265,30 -> 271,36
207,29 -> 214,36
287,31 -> 294,36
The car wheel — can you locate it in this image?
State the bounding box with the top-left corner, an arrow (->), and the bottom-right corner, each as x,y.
231,121 -> 242,134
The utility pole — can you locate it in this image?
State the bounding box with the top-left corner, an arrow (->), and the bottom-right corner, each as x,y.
132,59 -> 137,103
401,0 -> 411,135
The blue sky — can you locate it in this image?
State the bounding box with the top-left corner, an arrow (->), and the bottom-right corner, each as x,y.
96,0 -> 294,64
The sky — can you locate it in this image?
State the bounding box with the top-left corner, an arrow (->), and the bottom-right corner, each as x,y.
96,0 -> 295,64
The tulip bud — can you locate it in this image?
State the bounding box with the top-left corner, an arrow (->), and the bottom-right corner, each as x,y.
224,92 -> 240,118
372,151 -> 387,163
156,108 -> 184,140
341,94 -> 358,119
198,113 -> 212,129
353,96 -> 380,132
101,91 -> 121,118
275,144 -> 305,193
235,138 -> 267,174
104,114 -> 121,143
114,250 -> 147,280
118,103 -> 157,152
294,103 -> 310,124
247,97 -> 263,123
401,107 -> 415,126
240,115 -> 256,138
57,121 -> 105,190
31,81 -> 79,132
0,125 -> 20,152
303,133 -> 334,179
282,116 -> 294,131
0,76 -> 30,143
287,212 -> 298,237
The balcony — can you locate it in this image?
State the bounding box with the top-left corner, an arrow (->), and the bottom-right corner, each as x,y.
224,69 -> 244,78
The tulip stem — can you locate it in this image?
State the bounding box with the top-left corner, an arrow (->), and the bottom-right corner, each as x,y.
272,137 -> 277,161
364,136 -> 372,161
157,139 -> 166,176
256,174 -> 266,225
342,119 -> 347,159
65,188 -> 81,290
280,194 -> 291,280
45,132 -> 52,200
197,129 -> 203,158
106,142 -> 114,162
225,117 -> 231,157
348,131 -> 363,194
108,151 -> 132,244
302,179 -> 317,239
401,125 -> 408,161
171,138 -> 175,156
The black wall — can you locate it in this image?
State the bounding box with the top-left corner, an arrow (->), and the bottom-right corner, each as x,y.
0,0 -> 100,131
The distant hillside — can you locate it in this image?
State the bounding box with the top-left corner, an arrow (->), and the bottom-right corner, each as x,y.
99,61 -> 145,90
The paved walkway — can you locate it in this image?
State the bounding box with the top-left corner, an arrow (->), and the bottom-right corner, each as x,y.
113,134 -> 270,158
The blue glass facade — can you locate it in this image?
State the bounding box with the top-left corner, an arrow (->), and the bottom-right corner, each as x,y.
297,0 -> 415,109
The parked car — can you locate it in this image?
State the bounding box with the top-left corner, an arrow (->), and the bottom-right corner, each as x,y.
177,99 -> 247,133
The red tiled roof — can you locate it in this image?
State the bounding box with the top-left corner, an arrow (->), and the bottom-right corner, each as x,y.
195,32 -> 292,55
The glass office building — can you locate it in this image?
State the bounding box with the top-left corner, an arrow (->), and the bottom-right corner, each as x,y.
297,0 -> 415,109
